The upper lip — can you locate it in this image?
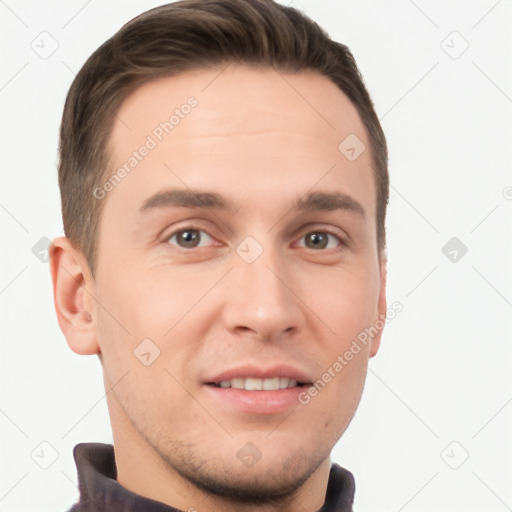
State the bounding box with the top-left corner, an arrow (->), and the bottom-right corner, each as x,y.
205,364 -> 313,384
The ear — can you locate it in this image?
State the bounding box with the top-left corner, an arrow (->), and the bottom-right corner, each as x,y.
369,251 -> 387,358
49,236 -> 100,355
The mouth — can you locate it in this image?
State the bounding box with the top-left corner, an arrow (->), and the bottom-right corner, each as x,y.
203,366 -> 313,414
207,377 -> 309,391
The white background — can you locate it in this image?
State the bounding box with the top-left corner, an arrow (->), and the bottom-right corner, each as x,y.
1,1 -> 511,511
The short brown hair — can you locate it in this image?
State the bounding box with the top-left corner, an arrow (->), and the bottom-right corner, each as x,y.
58,0 -> 388,278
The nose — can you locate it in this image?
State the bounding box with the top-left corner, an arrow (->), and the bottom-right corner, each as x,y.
220,242 -> 305,342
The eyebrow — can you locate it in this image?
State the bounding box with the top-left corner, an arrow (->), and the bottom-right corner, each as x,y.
139,188 -> 366,219
295,191 -> 366,219
139,189 -> 237,214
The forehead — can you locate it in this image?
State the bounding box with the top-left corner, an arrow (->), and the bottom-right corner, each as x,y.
102,64 -> 375,224
111,64 -> 367,152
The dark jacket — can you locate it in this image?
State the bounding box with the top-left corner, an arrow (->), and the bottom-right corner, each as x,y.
67,443 -> 355,511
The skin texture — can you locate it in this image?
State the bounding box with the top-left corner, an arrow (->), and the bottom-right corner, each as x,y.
50,64 -> 387,512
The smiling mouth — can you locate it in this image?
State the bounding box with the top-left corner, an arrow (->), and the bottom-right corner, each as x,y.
207,377 -> 309,391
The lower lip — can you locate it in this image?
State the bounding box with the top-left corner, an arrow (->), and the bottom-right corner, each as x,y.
204,385 -> 306,414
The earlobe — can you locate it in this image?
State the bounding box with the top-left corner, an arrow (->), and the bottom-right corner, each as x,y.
369,254 -> 388,358
49,236 -> 100,356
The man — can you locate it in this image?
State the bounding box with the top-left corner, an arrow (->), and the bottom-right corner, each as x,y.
49,0 -> 389,510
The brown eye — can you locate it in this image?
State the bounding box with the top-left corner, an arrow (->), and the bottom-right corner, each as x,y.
305,232 -> 328,249
167,229 -> 214,249
299,231 -> 344,250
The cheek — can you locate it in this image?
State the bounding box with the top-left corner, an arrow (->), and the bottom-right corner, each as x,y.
298,268 -> 377,415
93,269 -> 205,406
96,300 -> 193,429
306,266 -> 380,340
95,263 -> 204,344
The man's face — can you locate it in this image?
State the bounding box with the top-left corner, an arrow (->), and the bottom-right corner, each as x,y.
87,64 -> 386,499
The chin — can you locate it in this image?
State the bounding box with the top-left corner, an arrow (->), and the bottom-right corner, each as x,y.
180,459 -> 317,504
160,442 -> 327,505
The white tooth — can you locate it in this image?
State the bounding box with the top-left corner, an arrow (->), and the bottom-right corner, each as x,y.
231,378 -> 245,389
263,377 -> 280,391
219,380 -> 231,388
288,379 -> 297,388
245,378 -> 263,390
279,377 -> 290,389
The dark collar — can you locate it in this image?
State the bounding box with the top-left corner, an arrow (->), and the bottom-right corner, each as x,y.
68,442 -> 355,511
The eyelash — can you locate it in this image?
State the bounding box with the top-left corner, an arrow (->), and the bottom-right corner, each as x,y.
163,226 -> 349,252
